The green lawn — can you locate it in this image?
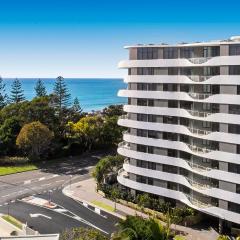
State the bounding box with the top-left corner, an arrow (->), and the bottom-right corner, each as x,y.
2,215 -> 23,229
91,200 -> 115,212
0,164 -> 38,176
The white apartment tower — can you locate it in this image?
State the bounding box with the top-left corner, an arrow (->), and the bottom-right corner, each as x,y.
117,36 -> 240,228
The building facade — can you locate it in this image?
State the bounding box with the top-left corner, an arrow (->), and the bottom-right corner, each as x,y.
117,36 -> 240,227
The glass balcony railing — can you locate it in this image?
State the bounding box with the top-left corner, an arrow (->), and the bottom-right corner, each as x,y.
187,144 -> 212,154
119,115 -> 129,120
187,127 -> 212,135
187,75 -> 213,82
186,160 -> 211,172
187,57 -> 212,64
188,92 -> 212,100
185,177 -> 212,190
185,194 -> 213,208
187,109 -> 211,118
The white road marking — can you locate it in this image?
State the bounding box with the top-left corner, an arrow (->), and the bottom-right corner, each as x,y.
39,177 -> 46,181
54,209 -> 68,213
30,213 -> 52,219
24,180 -> 31,185
55,180 -> 65,183
1,194 -> 10,198
41,183 -> 51,187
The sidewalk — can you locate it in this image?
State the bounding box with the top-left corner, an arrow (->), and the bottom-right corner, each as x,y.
63,178 -> 219,240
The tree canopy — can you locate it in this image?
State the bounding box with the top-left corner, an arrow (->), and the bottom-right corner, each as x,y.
35,79 -> 47,97
16,121 -> 54,160
10,78 -> 25,103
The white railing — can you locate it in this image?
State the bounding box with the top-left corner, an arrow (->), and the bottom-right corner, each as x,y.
188,92 -> 212,100
118,141 -> 131,150
186,160 -> 211,172
185,177 -> 212,190
185,194 -> 212,208
187,75 -> 212,82
187,109 -> 211,118
187,144 -> 212,154
187,57 -> 212,64
118,168 -> 129,178
187,127 -> 212,135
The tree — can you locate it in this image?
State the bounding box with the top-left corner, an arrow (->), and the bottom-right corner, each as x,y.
114,216 -> 168,240
92,155 -> 124,187
67,115 -> 103,151
10,78 -> 25,103
60,227 -> 108,240
72,97 -> 82,114
68,97 -> 83,122
16,121 -> 54,160
102,105 -> 124,117
110,186 -> 121,211
0,117 -> 21,155
53,76 -> 71,112
35,79 -> 47,97
0,77 -> 8,108
136,193 -> 151,212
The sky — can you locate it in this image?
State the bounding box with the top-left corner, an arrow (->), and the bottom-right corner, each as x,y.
0,0 -> 240,78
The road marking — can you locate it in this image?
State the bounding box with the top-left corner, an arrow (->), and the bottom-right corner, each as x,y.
24,180 -> 31,185
11,200 -> 15,203
54,208 -> 68,213
55,180 -> 65,183
41,183 -> 51,187
1,194 -> 10,198
30,213 -> 52,219
39,177 -> 46,181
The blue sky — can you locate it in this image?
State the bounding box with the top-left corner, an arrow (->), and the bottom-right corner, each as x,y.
0,0 -> 240,78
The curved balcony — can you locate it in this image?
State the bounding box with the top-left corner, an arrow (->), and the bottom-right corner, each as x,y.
187,57 -> 212,64
187,127 -> 212,136
187,110 -> 211,118
118,141 -> 130,150
187,144 -> 212,154
186,160 -> 211,172
184,194 -> 213,208
119,115 -> 129,120
188,92 -> 212,100
185,177 -> 212,190
187,75 -> 213,82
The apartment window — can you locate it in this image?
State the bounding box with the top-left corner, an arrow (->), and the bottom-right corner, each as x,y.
228,124 -> 240,134
180,47 -> 193,58
229,66 -> 240,75
237,184 -> 240,194
228,202 -> 240,214
167,182 -> 178,190
148,162 -> 156,170
163,48 -> 178,59
148,83 -> 158,91
137,160 -> 147,168
168,100 -> 178,108
163,84 -> 178,92
168,149 -> 177,157
137,114 -> 148,122
229,44 -> 240,56
137,99 -> 148,106
229,163 -> 240,174
168,68 -> 178,75
137,83 -> 148,91
163,165 -> 178,174
137,145 -> 147,153
148,178 -> 154,185
148,130 -> 158,139
204,46 -> 220,57
229,105 -> 240,114
202,103 -> 211,111
148,146 -> 154,154
137,47 -> 158,60
136,175 -> 147,184
148,115 -> 157,122
137,129 -> 147,137
202,121 -> 211,128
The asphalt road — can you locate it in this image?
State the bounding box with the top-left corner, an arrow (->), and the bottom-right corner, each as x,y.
0,151 -> 107,205
0,151 -> 119,236
0,190 -> 119,235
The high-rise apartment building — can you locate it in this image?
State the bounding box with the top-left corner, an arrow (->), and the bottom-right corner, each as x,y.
117,36 -> 240,228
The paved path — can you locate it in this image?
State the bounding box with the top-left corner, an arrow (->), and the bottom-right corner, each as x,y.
63,178 -> 219,240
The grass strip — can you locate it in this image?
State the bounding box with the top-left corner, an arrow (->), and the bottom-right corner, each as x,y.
91,200 -> 115,212
2,215 -> 23,229
0,164 -> 38,176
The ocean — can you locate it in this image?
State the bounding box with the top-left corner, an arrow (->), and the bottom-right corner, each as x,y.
3,78 -> 127,112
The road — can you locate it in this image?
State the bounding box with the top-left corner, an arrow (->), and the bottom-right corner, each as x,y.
0,190 -> 118,235
0,152 -> 105,205
0,151 -> 119,235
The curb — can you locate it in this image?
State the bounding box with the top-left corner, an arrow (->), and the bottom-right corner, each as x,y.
62,184 -> 126,220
